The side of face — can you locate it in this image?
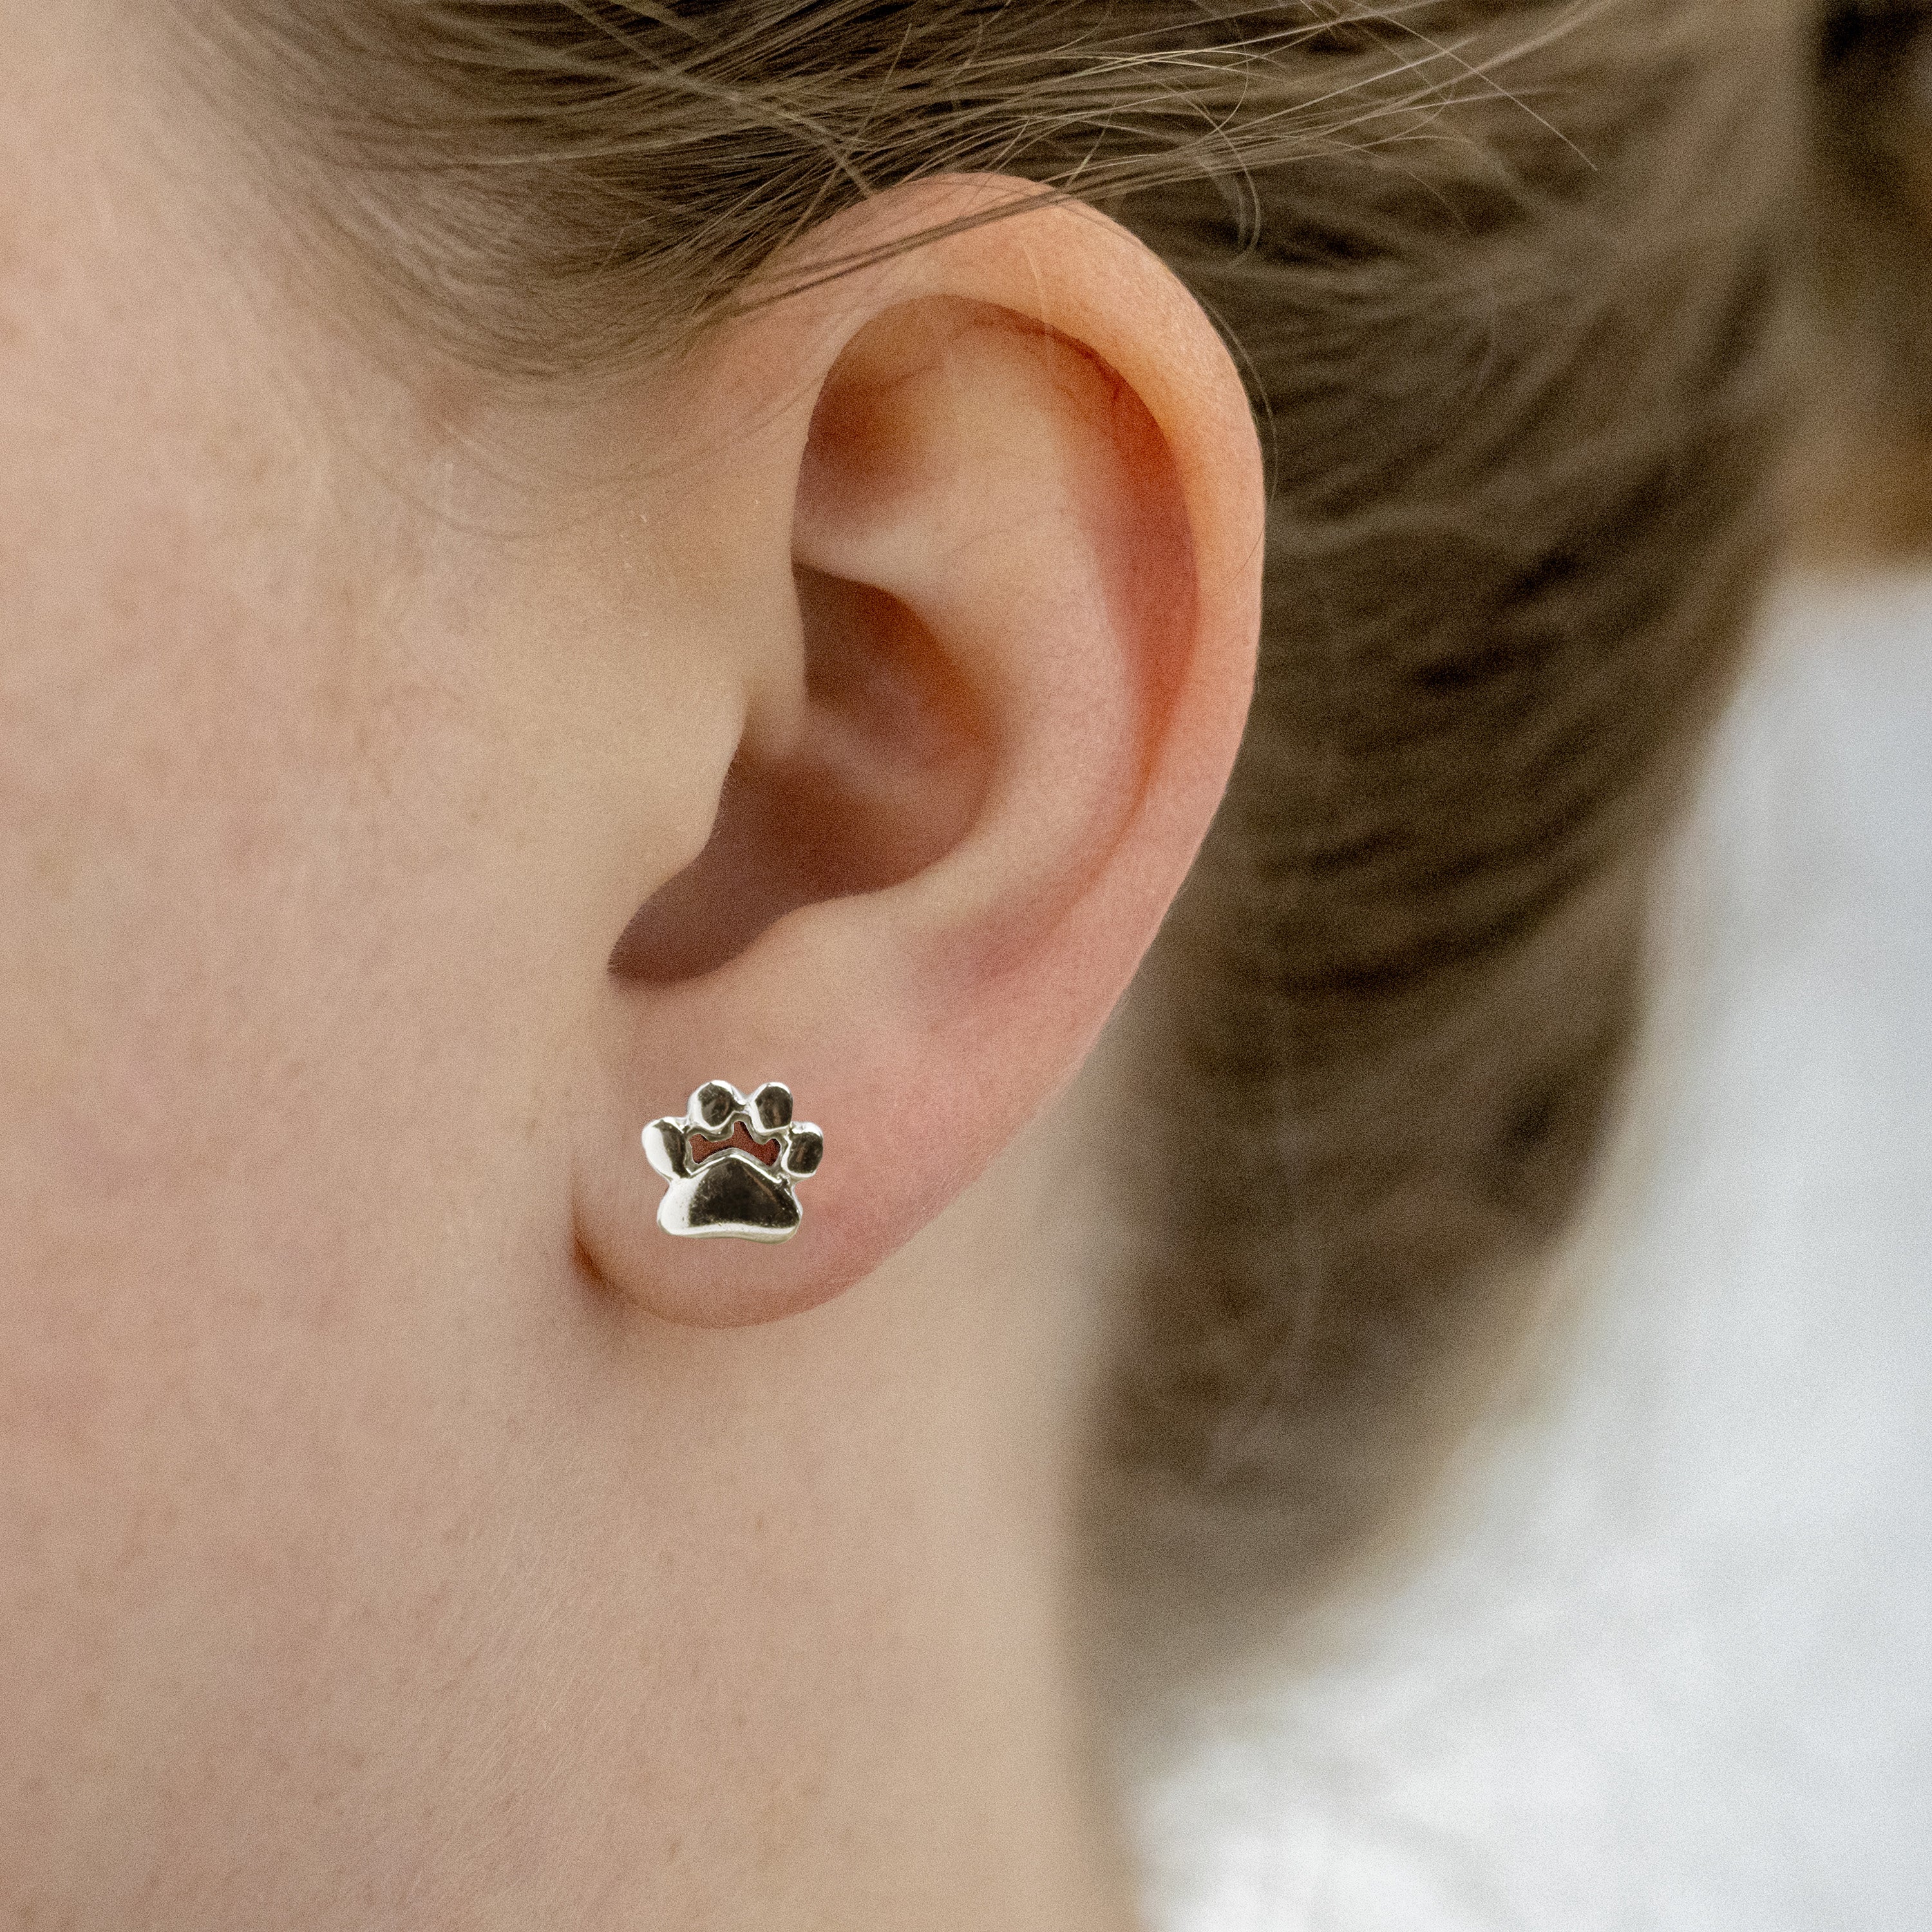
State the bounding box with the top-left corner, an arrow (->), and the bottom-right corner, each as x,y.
0,8 -> 1263,1917
0,12 -> 690,1901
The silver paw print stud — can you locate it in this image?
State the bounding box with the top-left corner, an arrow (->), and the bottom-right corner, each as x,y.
643,1080 -> 823,1243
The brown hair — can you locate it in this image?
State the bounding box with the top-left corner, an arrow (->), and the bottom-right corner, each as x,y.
178,0 -> 1805,1575
1801,3 -> 1932,558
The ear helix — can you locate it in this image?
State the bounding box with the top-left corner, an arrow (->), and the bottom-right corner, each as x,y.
643,1079 -> 823,1244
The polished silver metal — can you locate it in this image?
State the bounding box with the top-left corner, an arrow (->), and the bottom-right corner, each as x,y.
643,1079 -> 822,1243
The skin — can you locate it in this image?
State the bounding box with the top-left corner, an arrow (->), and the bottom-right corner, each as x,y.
0,8 -> 1262,1927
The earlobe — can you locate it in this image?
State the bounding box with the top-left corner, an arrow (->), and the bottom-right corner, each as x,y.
571,179 -> 1263,1329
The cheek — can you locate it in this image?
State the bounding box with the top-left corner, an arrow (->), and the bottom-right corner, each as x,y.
0,63 -> 545,1276
0,367 -> 586,1900
0,135 -> 570,1810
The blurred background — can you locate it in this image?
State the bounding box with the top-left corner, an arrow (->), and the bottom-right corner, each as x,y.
1115,6 -> 1932,1924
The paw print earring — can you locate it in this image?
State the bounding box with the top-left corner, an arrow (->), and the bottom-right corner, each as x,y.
643,1080 -> 823,1243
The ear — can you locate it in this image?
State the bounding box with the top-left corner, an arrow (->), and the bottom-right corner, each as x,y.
573,178 -> 1263,1327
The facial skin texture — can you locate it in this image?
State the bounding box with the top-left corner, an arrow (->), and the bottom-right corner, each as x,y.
0,7 -> 1262,1926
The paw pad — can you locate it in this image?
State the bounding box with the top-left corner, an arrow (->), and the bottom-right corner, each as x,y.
643,1080 -> 822,1243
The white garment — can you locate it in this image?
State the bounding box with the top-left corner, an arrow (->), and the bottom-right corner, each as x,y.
1122,573 -> 1932,1932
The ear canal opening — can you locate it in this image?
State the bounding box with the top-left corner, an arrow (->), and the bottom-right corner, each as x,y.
607,565 -> 994,984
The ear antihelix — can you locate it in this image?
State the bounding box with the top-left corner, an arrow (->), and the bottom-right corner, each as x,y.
641,1079 -> 824,1244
